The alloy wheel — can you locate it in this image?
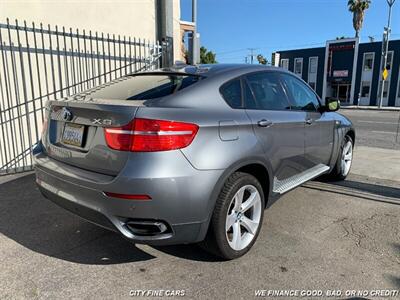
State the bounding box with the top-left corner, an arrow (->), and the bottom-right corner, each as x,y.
225,185 -> 262,251
341,140 -> 353,177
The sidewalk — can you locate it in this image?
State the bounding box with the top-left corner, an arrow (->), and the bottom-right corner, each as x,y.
352,146 -> 400,183
341,105 -> 400,111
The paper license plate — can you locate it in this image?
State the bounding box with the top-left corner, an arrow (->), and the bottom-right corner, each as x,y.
62,123 -> 84,147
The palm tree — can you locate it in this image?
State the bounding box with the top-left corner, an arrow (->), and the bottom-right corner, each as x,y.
348,0 -> 371,38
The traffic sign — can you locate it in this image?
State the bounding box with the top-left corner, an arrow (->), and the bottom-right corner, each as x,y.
382,68 -> 389,80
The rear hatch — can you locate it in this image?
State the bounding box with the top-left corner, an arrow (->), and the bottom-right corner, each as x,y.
42,73 -> 202,175
43,98 -> 139,175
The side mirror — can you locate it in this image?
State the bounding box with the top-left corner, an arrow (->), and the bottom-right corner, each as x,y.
324,97 -> 340,112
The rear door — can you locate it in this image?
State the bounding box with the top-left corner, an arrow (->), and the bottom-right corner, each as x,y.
280,73 -> 334,167
243,71 -> 307,182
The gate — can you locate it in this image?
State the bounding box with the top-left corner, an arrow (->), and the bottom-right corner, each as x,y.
0,18 -> 167,175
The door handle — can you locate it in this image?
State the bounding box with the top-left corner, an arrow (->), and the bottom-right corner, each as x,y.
305,118 -> 313,125
257,119 -> 273,127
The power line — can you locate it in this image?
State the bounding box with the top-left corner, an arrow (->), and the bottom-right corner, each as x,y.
215,33 -> 400,57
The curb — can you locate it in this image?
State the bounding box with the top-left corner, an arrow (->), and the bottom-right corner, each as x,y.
340,106 -> 400,112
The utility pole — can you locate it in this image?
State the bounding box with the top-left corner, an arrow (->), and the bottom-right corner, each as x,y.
191,0 -> 199,65
247,48 -> 257,64
379,0 -> 396,108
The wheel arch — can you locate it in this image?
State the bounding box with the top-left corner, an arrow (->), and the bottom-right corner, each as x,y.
346,129 -> 356,147
196,158 -> 273,243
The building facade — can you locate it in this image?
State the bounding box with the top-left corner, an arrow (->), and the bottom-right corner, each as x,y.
273,38 -> 400,107
0,0 -> 183,62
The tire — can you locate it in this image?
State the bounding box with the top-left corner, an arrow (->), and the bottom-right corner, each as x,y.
202,172 -> 265,260
328,135 -> 354,181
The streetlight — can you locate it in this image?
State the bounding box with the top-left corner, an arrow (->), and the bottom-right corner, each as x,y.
379,0 -> 396,108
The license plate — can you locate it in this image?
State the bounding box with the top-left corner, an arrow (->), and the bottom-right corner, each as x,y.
62,123 -> 84,147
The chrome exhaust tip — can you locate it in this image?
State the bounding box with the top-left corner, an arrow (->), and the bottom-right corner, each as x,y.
125,220 -> 169,236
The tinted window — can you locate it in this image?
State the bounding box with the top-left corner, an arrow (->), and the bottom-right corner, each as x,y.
126,75 -> 201,100
82,74 -> 201,100
245,72 -> 290,110
280,73 -> 320,111
220,79 -> 243,108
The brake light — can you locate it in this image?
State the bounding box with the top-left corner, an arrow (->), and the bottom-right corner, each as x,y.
104,118 -> 199,152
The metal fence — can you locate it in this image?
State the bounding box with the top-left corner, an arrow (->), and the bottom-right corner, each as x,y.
0,18 -> 167,175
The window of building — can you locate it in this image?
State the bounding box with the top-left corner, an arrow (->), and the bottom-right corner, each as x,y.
245,72 -> 291,110
294,58 -> 303,77
280,73 -> 320,111
397,79 -> 400,98
377,81 -> 389,98
309,57 -> 318,74
361,81 -> 371,98
280,59 -> 289,70
363,53 -> 374,71
398,71 -> 400,98
309,82 -> 316,91
220,79 -> 243,109
380,51 -> 394,71
376,51 -> 394,100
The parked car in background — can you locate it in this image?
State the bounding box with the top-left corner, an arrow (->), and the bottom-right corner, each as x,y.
34,64 -> 355,259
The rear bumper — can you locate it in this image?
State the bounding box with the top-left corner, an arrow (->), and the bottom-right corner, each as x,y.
34,151 -> 224,245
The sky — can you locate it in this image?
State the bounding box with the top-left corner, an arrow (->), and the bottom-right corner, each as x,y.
180,0 -> 400,63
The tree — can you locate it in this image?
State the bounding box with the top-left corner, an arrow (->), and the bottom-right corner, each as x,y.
348,0 -> 371,38
256,54 -> 268,65
200,46 -> 217,64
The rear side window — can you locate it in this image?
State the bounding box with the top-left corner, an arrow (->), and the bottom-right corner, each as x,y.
220,79 -> 243,108
245,72 -> 290,110
82,74 -> 202,100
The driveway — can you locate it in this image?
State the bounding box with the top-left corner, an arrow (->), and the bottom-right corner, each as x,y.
0,145 -> 399,299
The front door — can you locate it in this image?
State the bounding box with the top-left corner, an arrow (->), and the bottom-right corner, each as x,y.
243,72 -> 307,181
280,73 -> 334,168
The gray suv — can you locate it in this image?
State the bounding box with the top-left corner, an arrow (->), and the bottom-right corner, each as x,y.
34,64 -> 355,259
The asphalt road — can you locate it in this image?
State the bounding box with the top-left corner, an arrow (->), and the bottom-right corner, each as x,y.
0,170 -> 399,299
1,109 -> 399,299
340,109 -> 400,150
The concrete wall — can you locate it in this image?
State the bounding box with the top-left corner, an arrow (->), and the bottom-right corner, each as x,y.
0,0 -> 181,60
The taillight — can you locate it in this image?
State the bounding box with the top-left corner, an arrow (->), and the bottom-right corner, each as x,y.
104,118 -> 199,152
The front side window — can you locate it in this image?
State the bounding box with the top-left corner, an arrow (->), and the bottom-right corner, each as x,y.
220,79 -> 243,108
245,72 -> 290,110
280,73 -> 320,111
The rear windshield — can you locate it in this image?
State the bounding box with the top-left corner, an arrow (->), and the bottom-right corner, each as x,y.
83,74 -> 202,100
